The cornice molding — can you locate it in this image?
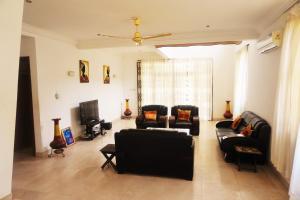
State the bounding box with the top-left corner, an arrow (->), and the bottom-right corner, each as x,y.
22,23 -> 77,45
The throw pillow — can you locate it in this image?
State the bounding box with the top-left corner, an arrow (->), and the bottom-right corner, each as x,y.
231,116 -> 242,130
241,124 -> 253,136
144,111 -> 157,121
177,109 -> 191,121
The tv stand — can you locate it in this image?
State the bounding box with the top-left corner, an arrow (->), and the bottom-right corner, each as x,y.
83,119 -> 105,140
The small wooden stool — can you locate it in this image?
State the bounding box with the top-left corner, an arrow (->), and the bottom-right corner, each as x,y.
100,144 -> 116,171
235,146 -> 262,172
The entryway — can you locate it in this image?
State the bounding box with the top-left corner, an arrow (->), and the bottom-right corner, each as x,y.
14,56 -> 35,156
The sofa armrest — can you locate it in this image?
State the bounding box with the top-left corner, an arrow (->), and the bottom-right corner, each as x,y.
216,120 -> 233,128
157,115 -> 167,128
158,115 -> 167,122
192,116 -> 199,124
169,115 -> 176,126
135,115 -> 144,126
221,135 -> 258,152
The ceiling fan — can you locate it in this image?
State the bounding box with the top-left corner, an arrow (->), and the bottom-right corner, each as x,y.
97,17 -> 172,45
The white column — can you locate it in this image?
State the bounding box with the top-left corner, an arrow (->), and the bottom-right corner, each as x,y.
0,0 -> 24,198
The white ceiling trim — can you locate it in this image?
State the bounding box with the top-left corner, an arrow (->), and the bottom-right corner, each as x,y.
22,23 -> 77,45
76,29 -> 258,49
256,0 -> 299,33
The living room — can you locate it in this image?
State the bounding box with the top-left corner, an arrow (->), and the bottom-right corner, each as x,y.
1,0 -> 300,200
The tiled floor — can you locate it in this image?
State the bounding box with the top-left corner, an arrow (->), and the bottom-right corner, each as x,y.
11,120 -> 288,200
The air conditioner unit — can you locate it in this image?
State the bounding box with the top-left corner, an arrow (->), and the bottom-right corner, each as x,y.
256,31 -> 282,54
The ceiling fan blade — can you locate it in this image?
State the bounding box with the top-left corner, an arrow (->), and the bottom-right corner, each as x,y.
142,33 -> 172,40
97,34 -> 131,39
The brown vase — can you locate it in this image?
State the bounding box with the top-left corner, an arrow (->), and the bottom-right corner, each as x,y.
49,118 -> 66,157
124,99 -> 132,116
223,100 -> 233,119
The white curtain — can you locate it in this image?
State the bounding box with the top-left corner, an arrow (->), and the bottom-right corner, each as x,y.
290,127 -> 300,200
271,4 -> 300,183
141,58 -> 213,120
233,45 -> 248,117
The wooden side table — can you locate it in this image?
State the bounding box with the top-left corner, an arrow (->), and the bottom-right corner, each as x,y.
235,146 -> 262,172
99,144 -> 116,171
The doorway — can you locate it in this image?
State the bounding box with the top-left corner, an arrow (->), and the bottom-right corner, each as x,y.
14,56 -> 35,156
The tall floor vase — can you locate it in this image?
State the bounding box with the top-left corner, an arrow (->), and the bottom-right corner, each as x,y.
223,100 -> 233,119
49,118 -> 66,157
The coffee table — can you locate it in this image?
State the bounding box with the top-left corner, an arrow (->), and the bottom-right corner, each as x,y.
235,145 -> 262,172
146,127 -> 190,135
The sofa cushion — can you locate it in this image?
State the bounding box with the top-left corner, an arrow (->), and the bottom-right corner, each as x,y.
231,116 -> 242,130
143,120 -> 160,127
175,121 -> 192,128
241,124 -> 253,136
144,110 -> 157,121
177,109 -> 191,121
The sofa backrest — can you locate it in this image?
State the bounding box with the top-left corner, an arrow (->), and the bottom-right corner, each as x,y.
115,129 -> 193,157
171,105 -> 199,120
239,111 -> 271,155
142,105 -> 168,117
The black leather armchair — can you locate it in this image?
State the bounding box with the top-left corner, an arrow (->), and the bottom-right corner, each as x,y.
215,111 -> 271,163
136,105 -> 168,129
169,105 -> 200,136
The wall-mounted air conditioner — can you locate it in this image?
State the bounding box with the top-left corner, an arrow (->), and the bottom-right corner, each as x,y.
256,31 -> 282,54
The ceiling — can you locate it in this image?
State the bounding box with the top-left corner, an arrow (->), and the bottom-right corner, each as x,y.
23,0 -> 295,48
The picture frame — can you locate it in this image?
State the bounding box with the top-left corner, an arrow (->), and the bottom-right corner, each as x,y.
103,65 -> 110,84
62,127 -> 75,146
79,60 -> 89,83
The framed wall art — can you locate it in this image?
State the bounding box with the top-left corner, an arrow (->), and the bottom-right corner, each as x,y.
103,65 -> 110,84
79,60 -> 89,83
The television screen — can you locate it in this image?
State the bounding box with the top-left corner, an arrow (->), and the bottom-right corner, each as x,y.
79,100 -> 99,125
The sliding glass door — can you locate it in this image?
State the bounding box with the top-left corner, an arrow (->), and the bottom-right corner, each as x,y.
139,58 -> 213,120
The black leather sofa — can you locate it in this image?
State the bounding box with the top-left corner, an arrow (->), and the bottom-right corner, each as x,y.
136,105 -> 168,129
114,129 -> 194,180
215,111 -> 271,163
169,105 -> 200,136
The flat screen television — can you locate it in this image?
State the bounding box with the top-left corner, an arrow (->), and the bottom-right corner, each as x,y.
79,100 -> 99,125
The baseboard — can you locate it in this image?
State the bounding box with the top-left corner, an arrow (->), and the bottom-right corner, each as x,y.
35,150 -> 48,158
74,135 -> 81,142
290,195 -> 300,200
267,162 -> 289,189
0,194 -> 12,200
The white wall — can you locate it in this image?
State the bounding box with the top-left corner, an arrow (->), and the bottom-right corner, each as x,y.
244,42 -> 281,125
20,31 -> 125,153
0,0 -> 23,198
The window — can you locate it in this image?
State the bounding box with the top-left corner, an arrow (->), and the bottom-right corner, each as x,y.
140,58 -> 213,120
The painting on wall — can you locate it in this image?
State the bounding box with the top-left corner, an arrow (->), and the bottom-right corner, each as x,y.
103,65 -> 110,84
79,60 -> 89,83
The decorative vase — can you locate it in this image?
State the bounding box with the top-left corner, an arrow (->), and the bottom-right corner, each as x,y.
49,118 -> 66,157
123,99 -> 132,116
223,100 -> 233,119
